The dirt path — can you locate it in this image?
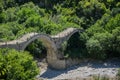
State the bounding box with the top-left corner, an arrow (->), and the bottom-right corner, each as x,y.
36,58 -> 120,80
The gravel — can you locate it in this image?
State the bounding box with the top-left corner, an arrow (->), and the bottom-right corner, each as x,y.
36,58 -> 120,80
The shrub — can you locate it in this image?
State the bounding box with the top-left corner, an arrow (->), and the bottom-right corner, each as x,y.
92,32 -> 113,52
86,32 -> 113,59
86,38 -> 106,59
112,27 -> 120,53
26,40 -> 47,59
105,14 -> 120,32
0,48 -> 39,80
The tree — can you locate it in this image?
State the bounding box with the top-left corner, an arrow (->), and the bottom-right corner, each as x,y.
76,0 -> 107,29
0,49 -> 39,80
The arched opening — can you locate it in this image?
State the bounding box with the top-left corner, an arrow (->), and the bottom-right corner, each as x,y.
21,34 -> 59,69
25,39 -> 47,59
63,32 -> 82,58
25,39 -> 48,69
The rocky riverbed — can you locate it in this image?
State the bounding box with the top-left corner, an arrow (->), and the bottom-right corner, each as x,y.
36,58 -> 120,80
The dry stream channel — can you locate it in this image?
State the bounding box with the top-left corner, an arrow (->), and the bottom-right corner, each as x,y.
35,58 -> 120,80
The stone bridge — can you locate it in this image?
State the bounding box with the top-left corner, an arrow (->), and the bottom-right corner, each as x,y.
0,28 -> 82,69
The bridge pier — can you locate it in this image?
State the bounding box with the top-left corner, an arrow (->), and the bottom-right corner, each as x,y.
47,58 -> 66,69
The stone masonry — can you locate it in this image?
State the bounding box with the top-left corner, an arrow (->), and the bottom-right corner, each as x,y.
0,28 -> 82,69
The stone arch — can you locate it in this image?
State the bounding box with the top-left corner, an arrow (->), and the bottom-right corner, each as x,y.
20,33 -> 59,68
22,34 -> 57,57
0,28 -> 83,69
52,28 -> 81,59
66,29 -> 80,42
52,28 -> 81,48
60,28 -> 81,46
0,33 -> 66,69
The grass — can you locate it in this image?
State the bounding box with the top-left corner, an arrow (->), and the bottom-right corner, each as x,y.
92,75 -> 109,80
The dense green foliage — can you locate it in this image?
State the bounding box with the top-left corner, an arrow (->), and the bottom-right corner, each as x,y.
0,0 -> 120,60
26,39 -> 47,59
0,49 -> 39,80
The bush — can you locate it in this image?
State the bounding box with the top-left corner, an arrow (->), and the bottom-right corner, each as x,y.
26,40 -> 47,59
86,32 -> 113,59
105,14 -> 120,32
0,49 -> 39,80
92,32 -> 113,52
112,27 -> 120,55
86,38 -> 106,59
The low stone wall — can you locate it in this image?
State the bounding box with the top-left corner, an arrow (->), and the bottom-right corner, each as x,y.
65,58 -> 82,68
47,58 -> 83,70
49,58 -> 89,69
47,59 -> 66,69
65,58 -> 91,68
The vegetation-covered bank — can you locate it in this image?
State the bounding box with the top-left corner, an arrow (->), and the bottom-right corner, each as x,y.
0,0 -> 120,63
0,49 -> 39,80
0,0 -> 120,79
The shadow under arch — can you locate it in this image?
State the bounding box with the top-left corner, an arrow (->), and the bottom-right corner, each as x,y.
25,39 -> 47,60
64,32 -> 81,58
58,28 -> 82,58
65,28 -> 80,42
